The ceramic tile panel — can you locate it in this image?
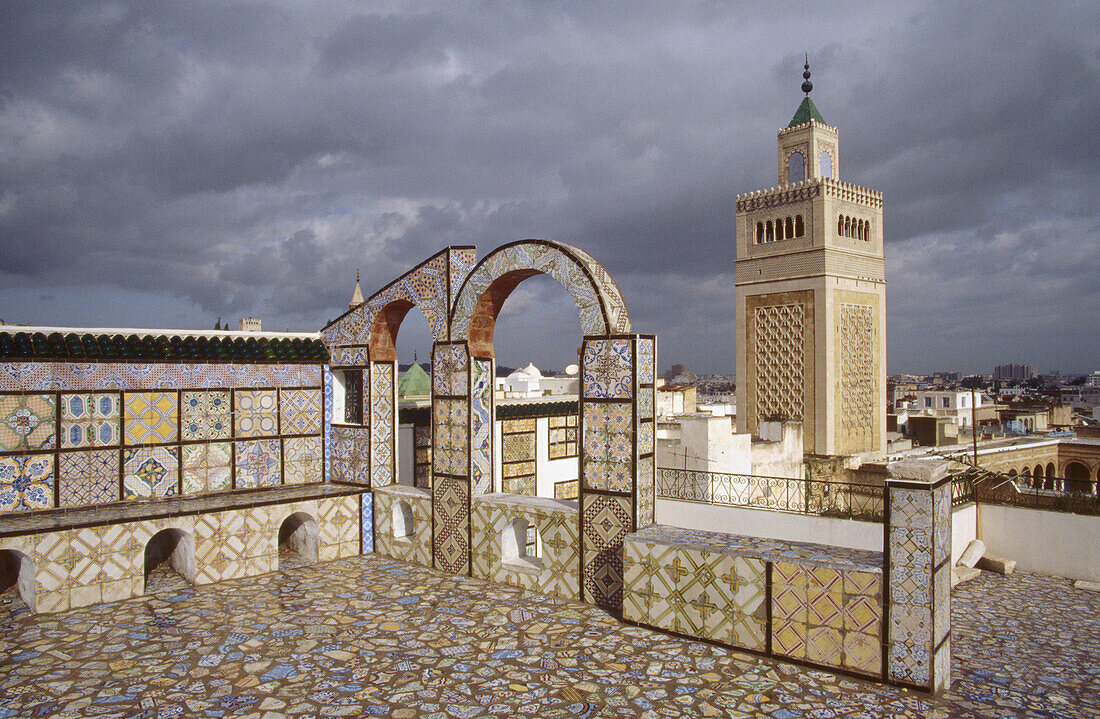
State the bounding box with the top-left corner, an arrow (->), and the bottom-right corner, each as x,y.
582,402 -> 632,492
369,363 -> 394,487
279,388 -> 322,436
671,547 -> 768,651
638,387 -> 654,419
581,493 -> 632,609
181,442 -> 232,495
0,393 -> 56,452
124,391 -> 178,445
469,358 -> 493,495
323,366 -> 333,483
432,343 -> 468,397
637,455 -> 655,529
284,436 -> 323,485
360,493 -> 374,554
432,399 -> 467,477
0,453 -> 54,512
449,246 -> 478,307
637,337 -> 655,385
235,389 -> 278,438
470,495 -> 580,600
59,392 -> 121,448
374,486 -> 432,567
122,446 -> 179,499
330,346 -> 369,368
582,338 -> 633,399
180,391 -> 231,441
235,439 -> 281,488
58,449 -> 120,506
433,476 -> 470,575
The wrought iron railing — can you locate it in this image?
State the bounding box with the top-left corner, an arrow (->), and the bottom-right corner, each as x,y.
656,467 -> 885,522
951,469 -> 1100,516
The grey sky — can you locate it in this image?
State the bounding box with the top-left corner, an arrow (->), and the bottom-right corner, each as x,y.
0,1 -> 1097,374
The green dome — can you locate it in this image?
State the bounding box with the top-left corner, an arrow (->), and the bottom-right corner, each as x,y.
398,362 -> 431,398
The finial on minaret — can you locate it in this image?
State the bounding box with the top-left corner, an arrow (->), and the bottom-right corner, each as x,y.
349,269 -> 365,311
801,53 -> 813,95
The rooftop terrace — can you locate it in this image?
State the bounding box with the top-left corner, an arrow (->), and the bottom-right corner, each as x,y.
1,554 -> 1097,718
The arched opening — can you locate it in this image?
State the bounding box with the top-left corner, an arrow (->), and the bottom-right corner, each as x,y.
278,511 -> 319,566
0,549 -> 35,613
756,222 -> 764,244
1021,466 -> 1031,486
820,150 -> 833,179
765,220 -> 774,243
795,215 -> 804,237
1007,468 -> 1018,481
837,216 -> 844,235
785,217 -> 794,239
1046,462 -> 1057,489
1064,462 -> 1092,494
143,528 -> 195,591
395,304 -> 433,488
1033,464 -> 1044,488
501,517 -> 542,567
858,220 -> 865,241
865,221 -> 871,241
787,151 -> 805,183
393,501 -> 415,540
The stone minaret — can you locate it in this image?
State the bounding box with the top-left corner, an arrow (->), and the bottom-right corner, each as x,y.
735,59 -> 886,457
349,269 -> 365,312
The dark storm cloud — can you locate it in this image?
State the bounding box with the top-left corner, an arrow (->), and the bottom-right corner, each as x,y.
0,1 -> 1097,373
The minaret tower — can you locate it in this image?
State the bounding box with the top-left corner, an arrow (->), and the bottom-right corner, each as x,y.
735,59 -> 886,457
349,269 -> 365,312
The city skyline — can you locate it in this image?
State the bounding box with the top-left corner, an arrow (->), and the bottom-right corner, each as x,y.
1,2 -> 1097,374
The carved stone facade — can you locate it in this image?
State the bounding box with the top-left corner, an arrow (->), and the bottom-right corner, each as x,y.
753,303 -> 805,422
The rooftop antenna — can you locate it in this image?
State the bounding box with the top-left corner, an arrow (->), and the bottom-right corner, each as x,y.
801,53 -> 813,95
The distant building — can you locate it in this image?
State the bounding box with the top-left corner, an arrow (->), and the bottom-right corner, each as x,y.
1087,371 -> 1100,388
905,390 -> 983,429
994,363 -> 1036,382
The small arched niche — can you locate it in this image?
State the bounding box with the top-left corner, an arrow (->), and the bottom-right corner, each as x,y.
0,549 -> 35,613
144,528 -> 196,590
393,501 -> 415,541
787,152 -> 805,184
501,517 -> 542,570
278,511 -> 319,565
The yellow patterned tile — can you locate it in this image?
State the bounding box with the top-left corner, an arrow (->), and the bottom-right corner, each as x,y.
124,392 -> 178,445
805,625 -> 843,667
843,630 -> 882,676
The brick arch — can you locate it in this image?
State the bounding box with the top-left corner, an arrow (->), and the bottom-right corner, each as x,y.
449,240 -> 631,356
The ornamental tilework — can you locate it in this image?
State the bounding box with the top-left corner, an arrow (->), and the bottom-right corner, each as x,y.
0,453 -> 54,511
373,487 -> 432,567
360,493 -> 374,554
448,246 -> 478,307
470,496 -> 580,600
235,390 -> 278,438
469,358 -> 493,495
181,443 -> 232,495
122,446 -> 178,499
637,455 -> 655,529
322,252 -> 452,348
581,493 -> 632,609
582,339 -> 633,399
432,344 -> 468,396
58,449 -> 119,506
180,391 -> 231,441
450,241 -> 631,341
124,392 -> 177,445
0,393 -> 56,452
369,363 -> 394,487
235,439 -> 281,489
329,346 -> 368,368
284,436 -> 323,485
0,362 -> 318,393
279,388 -> 322,435
59,392 -> 120,448
583,402 -> 632,492
330,424 -> 370,486
323,366 -> 333,483
637,338 -> 655,385
433,399 -> 468,476
638,421 -> 654,455
433,476 -> 470,575
638,387 -> 654,419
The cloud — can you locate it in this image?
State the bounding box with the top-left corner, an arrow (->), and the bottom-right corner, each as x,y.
0,1 -> 1097,373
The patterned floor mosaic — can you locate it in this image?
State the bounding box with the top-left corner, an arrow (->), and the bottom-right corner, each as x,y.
0,556 -> 1096,718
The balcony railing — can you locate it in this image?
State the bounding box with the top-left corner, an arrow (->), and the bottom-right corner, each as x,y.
951,470 -> 1100,516
656,467 -> 885,522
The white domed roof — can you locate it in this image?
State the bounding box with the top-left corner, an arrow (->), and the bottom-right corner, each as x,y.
509,362 -> 542,379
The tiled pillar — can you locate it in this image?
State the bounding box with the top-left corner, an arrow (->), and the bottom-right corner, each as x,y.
431,341 -> 471,576
579,334 -> 653,611
368,360 -> 396,487
885,460 -> 952,693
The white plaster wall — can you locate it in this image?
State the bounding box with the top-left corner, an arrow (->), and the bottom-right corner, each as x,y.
677,415 -> 751,473
951,503 -> 977,566
397,424 -> 415,486
535,416 -> 579,498
978,504 -> 1100,582
656,498 -> 882,552
751,421 -> 803,479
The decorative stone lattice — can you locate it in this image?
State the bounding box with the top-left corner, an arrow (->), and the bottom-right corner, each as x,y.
753,304 -> 805,422
839,304 -> 874,434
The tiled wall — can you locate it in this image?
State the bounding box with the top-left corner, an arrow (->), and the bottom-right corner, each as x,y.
470,494 -> 580,600
373,484 -> 432,567
624,528 -> 883,679
0,369 -> 323,514
0,494 -> 360,614
0,363 -> 326,515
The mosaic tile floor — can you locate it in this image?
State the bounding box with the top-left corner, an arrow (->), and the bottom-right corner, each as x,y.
1,555 -> 1097,718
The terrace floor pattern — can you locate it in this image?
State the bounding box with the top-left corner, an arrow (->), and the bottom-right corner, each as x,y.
0,554 -> 1097,718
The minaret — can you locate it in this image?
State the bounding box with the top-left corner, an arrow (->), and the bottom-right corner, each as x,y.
349,269 -> 365,312
735,59 -> 886,457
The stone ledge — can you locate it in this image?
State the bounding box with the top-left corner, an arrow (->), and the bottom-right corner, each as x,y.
472,493 -> 578,517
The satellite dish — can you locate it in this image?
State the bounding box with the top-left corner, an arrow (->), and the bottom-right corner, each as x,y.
565,364 -> 579,376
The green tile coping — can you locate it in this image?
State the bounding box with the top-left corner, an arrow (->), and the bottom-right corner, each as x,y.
0,482 -> 369,538
0,330 -> 329,363
627,525 -> 882,574
788,96 -> 826,128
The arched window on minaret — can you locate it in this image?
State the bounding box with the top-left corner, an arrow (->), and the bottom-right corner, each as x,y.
785,217 -> 794,239
795,215 -> 804,237
837,216 -> 844,235
787,152 -> 805,183
756,222 -> 765,244
865,220 -> 871,241
820,150 -> 832,179
766,220 -> 774,242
